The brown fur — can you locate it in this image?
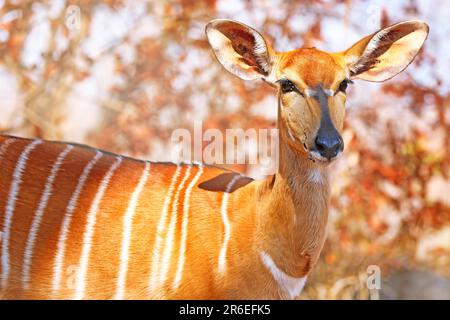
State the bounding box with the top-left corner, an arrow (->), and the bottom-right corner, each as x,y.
0,19 -> 428,300
0,129 -> 327,300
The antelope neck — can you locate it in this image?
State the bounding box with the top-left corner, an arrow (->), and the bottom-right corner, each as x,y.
255,93 -> 330,278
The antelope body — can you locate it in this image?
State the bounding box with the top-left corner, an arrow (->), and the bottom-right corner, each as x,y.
0,19 -> 428,299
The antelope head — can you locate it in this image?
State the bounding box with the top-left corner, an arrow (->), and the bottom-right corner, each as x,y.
206,19 -> 428,163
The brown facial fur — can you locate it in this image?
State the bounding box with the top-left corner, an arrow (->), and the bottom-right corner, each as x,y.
277,48 -> 344,88
275,48 -> 347,155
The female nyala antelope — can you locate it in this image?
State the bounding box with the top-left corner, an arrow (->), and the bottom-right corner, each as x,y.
0,19 -> 428,299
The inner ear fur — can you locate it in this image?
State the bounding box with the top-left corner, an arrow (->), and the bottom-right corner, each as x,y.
343,20 -> 429,82
206,19 -> 274,81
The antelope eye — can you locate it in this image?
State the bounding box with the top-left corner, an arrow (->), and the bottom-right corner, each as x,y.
338,79 -> 353,93
279,79 -> 297,93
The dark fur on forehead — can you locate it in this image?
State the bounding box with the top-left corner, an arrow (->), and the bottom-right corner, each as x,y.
313,85 -> 339,134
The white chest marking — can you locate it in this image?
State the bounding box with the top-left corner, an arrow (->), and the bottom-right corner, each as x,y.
260,251 -> 307,299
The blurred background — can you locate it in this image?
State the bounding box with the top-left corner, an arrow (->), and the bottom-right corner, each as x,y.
0,0 -> 449,299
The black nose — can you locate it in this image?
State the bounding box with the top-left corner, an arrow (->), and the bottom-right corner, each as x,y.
315,134 -> 343,160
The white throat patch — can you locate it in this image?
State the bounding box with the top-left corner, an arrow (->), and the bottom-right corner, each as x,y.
260,251 -> 307,299
308,169 -> 324,184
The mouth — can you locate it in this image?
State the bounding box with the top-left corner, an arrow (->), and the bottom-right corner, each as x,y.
307,150 -> 342,164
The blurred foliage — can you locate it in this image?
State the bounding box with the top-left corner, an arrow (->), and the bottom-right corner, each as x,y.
0,0 -> 449,299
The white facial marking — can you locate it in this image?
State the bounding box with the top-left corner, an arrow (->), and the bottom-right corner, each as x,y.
218,174 -> 241,274
309,150 -> 330,163
305,89 -> 315,97
305,88 -> 334,97
114,162 -> 151,300
75,156 -> 123,300
52,151 -> 102,296
1,139 -> 42,288
287,127 -> 296,142
22,145 -> 74,289
260,251 -> 307,299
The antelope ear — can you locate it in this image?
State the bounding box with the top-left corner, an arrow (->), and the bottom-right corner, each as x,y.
206,19 -> 274,81
343,20 -> 429,82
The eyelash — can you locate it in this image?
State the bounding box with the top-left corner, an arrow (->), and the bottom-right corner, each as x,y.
278,79 -> 299,94
278,78 -> 353,95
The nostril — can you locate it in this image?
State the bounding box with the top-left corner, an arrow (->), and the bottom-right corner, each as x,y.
315,136 -> 331,151
315,138 -> 325,152
315,135 -> 343,159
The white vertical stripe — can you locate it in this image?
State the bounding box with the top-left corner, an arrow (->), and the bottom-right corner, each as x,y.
114,162 -> 151,300
1,139 -> 42,288
0,138 -> 16,162
52,151 -> 102,295
172,165 -> 203,290
218,174 -> 241,274
74,156 -> 122,300
21,145 -> 74,289
148,165 -> 182,291
158,165 -> 192,286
